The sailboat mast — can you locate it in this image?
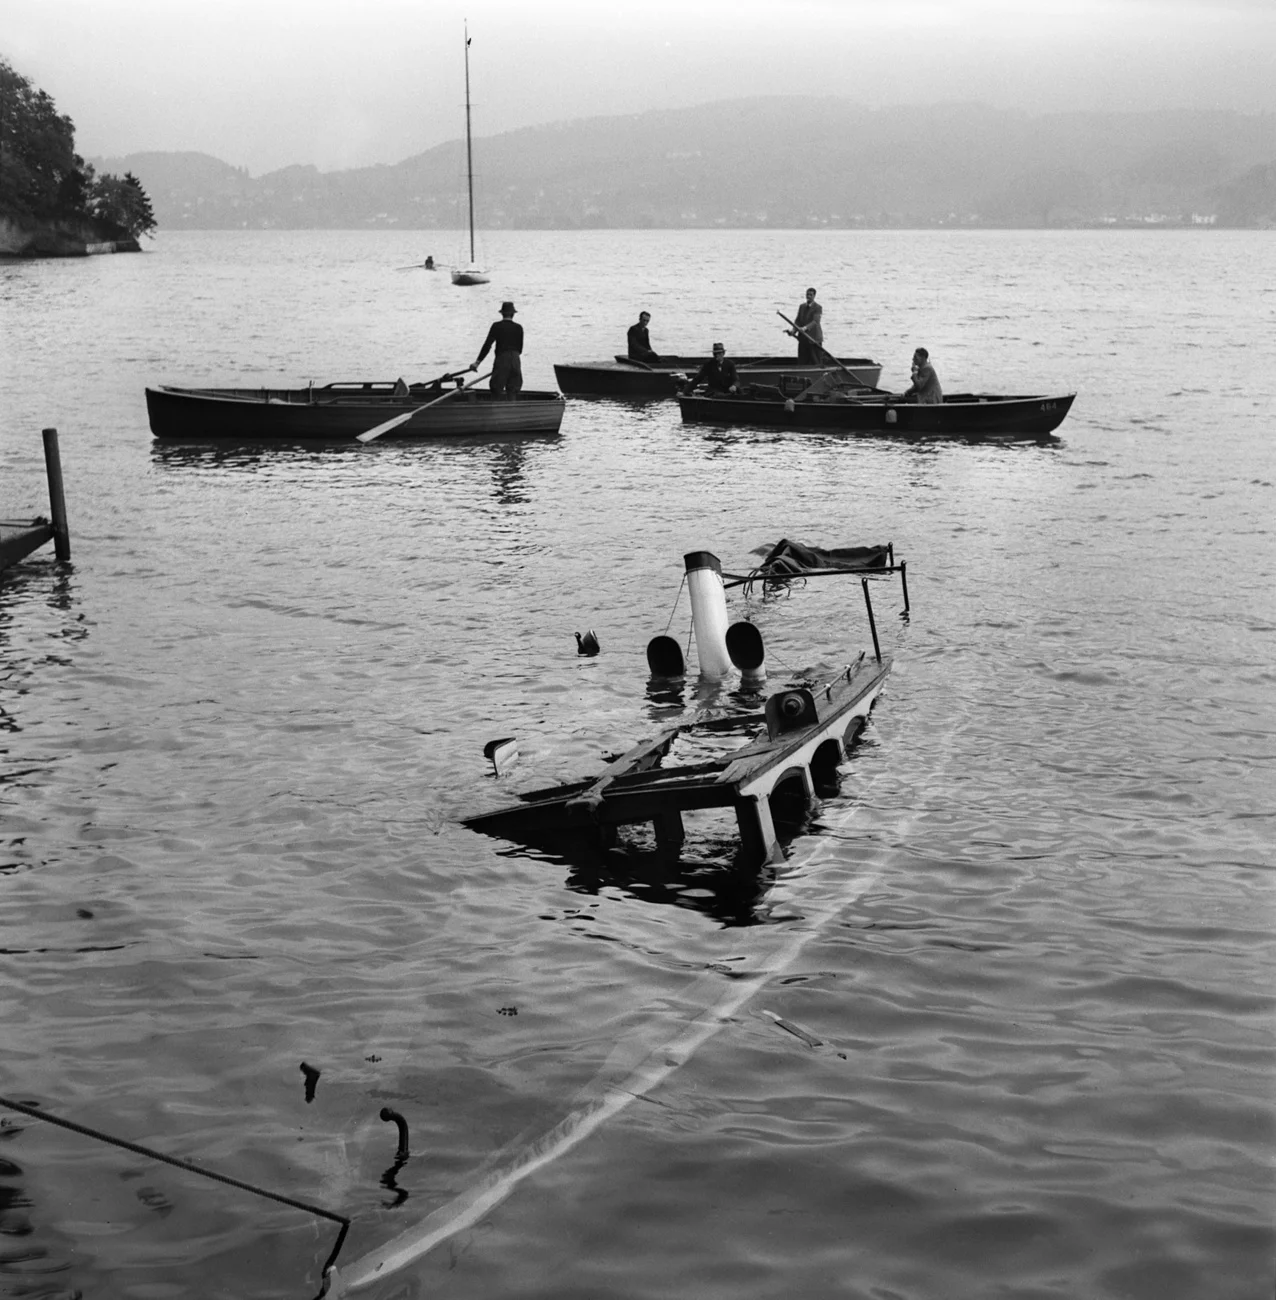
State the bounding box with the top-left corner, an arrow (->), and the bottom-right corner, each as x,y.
463,24 -> 476,264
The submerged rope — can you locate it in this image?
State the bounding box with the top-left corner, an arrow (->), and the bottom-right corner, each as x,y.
0,1095 -> 350,1284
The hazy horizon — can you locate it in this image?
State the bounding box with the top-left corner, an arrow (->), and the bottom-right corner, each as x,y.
6,0 -> 1276,177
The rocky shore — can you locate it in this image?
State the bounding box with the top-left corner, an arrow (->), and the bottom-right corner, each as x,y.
0,215 -> 141,257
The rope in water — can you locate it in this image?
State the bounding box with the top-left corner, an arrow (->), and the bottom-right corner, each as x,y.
0,1095 -> 350,1283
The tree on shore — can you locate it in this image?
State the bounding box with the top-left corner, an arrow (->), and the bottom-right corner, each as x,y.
0,56 -> 156,238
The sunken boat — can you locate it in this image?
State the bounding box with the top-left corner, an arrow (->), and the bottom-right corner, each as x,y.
464,542 -> 907,868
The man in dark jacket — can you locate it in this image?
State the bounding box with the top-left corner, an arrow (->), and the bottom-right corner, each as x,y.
627,311 -> 659,362
475,301 -> 524,398
902,347 -> 942,404
788,287 -> 824,362
686,342 -> 739,394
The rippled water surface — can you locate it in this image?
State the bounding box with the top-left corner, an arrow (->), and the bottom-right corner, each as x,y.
1,229 -> 1274,1299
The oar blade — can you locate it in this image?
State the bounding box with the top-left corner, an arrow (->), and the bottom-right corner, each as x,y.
356,411 -> 414,443
355,368 -> 488,443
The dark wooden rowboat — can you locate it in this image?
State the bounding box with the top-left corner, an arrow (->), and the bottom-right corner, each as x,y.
678,390 -> 1076,438
146,381 -> 566,440
554,354 -> 882,398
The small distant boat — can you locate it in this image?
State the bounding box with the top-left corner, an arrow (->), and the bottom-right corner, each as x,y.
555,354 -> 883,399
678,389 -> 1076,439
145,377 -> 565,441
451,25 -> 489,287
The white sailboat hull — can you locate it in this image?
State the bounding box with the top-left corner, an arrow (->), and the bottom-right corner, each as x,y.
451,267 -> 490,286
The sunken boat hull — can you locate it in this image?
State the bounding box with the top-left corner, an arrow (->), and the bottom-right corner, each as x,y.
464,653 -> 891,868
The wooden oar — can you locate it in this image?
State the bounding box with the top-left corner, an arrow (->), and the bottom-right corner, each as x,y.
356,369 -> 490,443
776,311 -> 887,393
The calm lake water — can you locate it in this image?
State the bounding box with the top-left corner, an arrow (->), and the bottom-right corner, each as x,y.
1,228 -> 1273,1299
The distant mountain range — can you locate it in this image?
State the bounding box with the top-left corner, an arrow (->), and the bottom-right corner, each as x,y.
90,98 -> 1276,230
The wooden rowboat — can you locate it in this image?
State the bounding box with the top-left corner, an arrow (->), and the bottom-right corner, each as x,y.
678,390 -> 1076,438
145,381 -> 566,441
554,354 -> 882,398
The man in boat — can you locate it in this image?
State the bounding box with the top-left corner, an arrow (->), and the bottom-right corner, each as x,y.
475,301 -> 524,399
786,287 -> 824,363
424,255 -> 435,270
902,347 -> 942,404
684,342 -> 740,396
626,311 -> 660,363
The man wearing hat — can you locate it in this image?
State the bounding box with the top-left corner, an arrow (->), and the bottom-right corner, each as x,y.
475,301 -> 524,398
685,342 -> 739,395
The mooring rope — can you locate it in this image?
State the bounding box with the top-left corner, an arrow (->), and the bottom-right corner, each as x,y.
662,574 -> 687,634
0,1095 -> 350,1283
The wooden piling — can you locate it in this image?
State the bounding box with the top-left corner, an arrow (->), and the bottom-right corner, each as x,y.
42,428 -> 71,560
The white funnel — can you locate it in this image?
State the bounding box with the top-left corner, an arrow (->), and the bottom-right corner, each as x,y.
684,551 -> 733,679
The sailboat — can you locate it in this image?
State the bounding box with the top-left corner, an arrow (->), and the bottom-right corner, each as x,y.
451,24 -> 489,287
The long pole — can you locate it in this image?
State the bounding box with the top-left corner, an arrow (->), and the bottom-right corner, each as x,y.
42,427 -> 70,561
463,25 -> 475,264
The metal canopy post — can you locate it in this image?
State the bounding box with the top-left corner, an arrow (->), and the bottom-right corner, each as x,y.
861,578 -> 881,664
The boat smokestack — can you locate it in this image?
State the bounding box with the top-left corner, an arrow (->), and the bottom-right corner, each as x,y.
684,551 -> 733,679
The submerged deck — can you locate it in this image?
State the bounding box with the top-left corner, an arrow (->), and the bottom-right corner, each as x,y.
464,651 -> 890,867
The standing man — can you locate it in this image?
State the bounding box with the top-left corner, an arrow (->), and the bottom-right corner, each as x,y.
627,311 -> 660,362
902,347 -> 942,404
475,301 -> 523,399
788,287 -> 824,363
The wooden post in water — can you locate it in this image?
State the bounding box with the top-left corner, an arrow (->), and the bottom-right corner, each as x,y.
42,427 -> 71,560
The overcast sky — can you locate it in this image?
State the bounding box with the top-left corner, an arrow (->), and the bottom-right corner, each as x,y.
6,0 -> 1275,175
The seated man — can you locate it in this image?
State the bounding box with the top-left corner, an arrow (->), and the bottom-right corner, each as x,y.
686,342 -> 739,395
626,311 -> 660,362
902,347 -> 942,404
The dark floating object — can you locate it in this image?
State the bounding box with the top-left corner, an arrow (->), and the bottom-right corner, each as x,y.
575,629 -> 600,656
726,620 -> 765,683
379,1107 -> 410,1162
378,1107 -> 411,1208
300,1062 -> 321,1104
645,634 -> 685,678
483,737 -> 519,776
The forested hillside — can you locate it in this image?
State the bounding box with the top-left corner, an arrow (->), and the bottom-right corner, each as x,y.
92,99 -> 1276,230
